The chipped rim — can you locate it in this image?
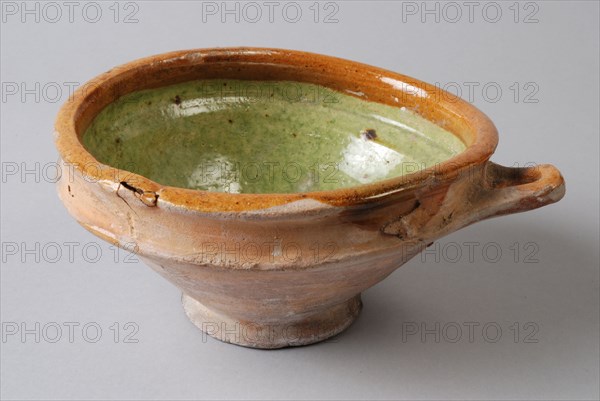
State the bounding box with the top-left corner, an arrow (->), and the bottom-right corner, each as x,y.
54,47 -> 499,213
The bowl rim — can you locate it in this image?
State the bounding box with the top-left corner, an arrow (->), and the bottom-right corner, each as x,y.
54,47 -> 498,213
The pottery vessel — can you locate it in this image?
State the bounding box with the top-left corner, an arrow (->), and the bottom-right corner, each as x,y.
55,48 -> 565,348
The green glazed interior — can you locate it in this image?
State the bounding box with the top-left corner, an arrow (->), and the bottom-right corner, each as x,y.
83,80 -> 466,194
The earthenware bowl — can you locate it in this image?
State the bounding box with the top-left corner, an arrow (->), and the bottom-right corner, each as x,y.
54,48 -> 565,348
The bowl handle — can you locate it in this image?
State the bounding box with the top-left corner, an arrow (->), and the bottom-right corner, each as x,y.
382,161 -> 565,240
473,161 -> 565,220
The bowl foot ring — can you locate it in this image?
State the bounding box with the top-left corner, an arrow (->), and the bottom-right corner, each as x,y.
181,293 -> 362,349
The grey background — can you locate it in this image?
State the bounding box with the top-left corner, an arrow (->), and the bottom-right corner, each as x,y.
1,1 -> 598,400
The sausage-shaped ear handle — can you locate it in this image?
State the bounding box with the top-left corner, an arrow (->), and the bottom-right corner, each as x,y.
474,162 -> 565,219
381,161 -> 565,241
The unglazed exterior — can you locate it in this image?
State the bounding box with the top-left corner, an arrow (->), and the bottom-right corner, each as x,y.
54,48 -> 565,348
